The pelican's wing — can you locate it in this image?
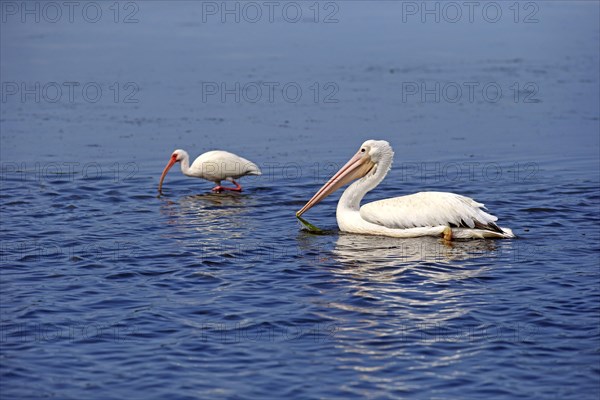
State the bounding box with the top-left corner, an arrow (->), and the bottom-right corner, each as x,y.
360,191 -> 504,233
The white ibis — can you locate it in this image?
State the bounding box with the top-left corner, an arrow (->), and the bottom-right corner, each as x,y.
158,149 -> 261,194
296,140 -> 514,239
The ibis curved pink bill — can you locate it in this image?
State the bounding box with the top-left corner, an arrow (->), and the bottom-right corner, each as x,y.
296,140 -> 514,239
158,149 -> 261,194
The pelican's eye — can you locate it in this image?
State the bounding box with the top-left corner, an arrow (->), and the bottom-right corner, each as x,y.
361,148 -> 366,153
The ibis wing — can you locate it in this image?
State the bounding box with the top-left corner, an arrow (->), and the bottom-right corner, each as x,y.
360,191 -> 503,233
190,150 -> 261,181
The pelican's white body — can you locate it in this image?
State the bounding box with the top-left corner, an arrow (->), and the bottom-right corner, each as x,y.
332,140 -> 514,239
339,191 -> 514,239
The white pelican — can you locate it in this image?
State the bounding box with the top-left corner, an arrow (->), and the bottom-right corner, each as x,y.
296,140 -> 514,239
158,149 -> 261,194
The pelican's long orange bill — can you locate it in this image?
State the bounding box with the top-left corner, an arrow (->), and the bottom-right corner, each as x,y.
158,155 -> 177,194
296,151 -> 375,217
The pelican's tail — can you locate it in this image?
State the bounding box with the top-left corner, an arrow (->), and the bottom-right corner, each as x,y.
452,227 -> 516,239
500,227 -> 515,238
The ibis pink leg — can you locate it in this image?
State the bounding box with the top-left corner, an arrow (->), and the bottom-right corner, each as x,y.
212,179 -> 242,192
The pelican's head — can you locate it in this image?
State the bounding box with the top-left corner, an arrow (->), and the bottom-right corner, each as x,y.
158,149 -> 187,194
296,140 -> 393,217
359,140 -> 394,164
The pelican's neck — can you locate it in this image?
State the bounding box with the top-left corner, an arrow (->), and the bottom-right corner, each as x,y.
338,150 -> 393,212
179,151 -> 191,176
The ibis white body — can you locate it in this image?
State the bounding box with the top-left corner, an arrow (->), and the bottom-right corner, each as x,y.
158,149 -> 261,194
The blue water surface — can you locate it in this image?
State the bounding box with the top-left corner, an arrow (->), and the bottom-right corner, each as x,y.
1,2 -> 599,399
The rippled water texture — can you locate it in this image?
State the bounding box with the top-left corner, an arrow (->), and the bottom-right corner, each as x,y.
1,2 -> 599,399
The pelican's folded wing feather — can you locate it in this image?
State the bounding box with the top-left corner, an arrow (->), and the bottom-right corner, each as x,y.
360,191 -> 503,233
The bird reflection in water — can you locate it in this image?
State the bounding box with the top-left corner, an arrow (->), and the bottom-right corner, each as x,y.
333,233 -> 499,269
329,233 -> 501,298
159,193 -> 260,257
297,233 -> 511,369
